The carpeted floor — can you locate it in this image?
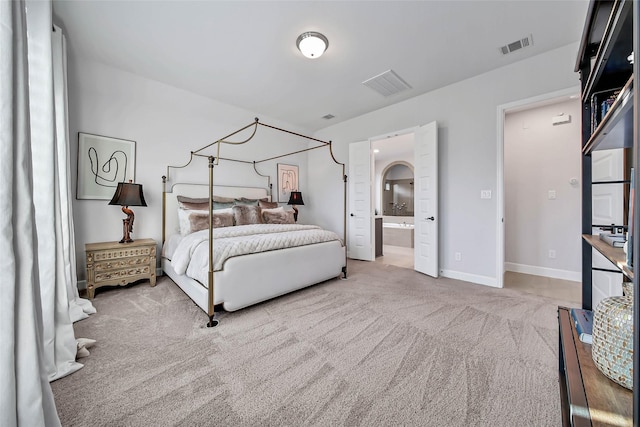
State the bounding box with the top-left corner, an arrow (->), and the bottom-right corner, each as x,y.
51,260 -> 572,426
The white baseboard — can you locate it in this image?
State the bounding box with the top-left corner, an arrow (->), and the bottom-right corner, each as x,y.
505,262 -> 580,282
440,269 -> 499,288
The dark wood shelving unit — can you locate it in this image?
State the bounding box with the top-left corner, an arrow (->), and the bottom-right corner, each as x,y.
559,307 -> 633,426
565,0 -> 638,425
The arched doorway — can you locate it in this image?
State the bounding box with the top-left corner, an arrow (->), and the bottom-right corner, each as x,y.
380,161 -> 414,216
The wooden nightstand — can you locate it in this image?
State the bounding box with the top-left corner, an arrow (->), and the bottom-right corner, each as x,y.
85,238 -> 157,299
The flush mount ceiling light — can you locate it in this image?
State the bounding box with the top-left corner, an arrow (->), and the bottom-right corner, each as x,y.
296,32 -> 328,59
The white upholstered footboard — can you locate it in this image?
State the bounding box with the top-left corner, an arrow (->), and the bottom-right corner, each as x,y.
163,240 -> 345,312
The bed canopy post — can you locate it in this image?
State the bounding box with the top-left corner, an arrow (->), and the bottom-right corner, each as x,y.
162,175 -> 167,244
342,167 -> 347,278
207,155 -> 219,327
329,140 -> 348,278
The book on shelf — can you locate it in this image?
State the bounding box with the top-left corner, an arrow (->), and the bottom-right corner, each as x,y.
590,87 -> 622,132
599,232 -> 626,248
570,308 -> 593,344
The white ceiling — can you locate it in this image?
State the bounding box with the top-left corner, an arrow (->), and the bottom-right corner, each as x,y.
52,1 -> 589,132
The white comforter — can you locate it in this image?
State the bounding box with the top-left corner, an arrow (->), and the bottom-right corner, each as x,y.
171,224 -> 341,282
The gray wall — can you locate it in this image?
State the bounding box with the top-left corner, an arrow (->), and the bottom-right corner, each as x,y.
308,43 -> 581,287
68,57 -> 310,281
504,98 -> 581,280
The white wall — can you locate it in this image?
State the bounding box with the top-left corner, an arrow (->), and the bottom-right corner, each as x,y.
68,57 -> 311,280
308,43 -> 580,286
504,98 -> 581,280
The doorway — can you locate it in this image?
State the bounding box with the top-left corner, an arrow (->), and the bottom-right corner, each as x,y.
347,122 -> 438,277
497,87 -> 582,294
376,157 -> 415,269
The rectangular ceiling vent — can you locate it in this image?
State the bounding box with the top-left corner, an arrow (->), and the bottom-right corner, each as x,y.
499,34 -> 533,55
362,69 -> 412,97
322,114 -> 335,120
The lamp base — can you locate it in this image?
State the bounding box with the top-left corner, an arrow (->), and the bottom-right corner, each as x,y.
292,206 -> 299,222
119,218 -> 134,243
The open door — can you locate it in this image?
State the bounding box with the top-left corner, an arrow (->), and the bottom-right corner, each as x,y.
348,140 -> 374,261
414,122 -> 438,276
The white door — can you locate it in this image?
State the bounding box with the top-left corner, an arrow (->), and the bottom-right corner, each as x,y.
414,122 -> 438,276
348,141 -> 374,261
592,149 -> 625,309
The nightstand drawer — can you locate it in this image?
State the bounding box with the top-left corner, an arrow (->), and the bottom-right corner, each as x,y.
93,255 -> 152,272
94,265 -> 152,284
89,246 -> 153,262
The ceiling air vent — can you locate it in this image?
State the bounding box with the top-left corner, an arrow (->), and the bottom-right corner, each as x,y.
362,69 -> 412,97
322,114 -> 335,120
499,34 -> 533,55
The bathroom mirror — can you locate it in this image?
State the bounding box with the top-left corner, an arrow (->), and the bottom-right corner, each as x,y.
382,164 -> 414,216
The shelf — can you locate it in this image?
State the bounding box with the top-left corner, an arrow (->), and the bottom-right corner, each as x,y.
583,234 -> 633,279
580,0 -> 633,99
582,76 -> 633,153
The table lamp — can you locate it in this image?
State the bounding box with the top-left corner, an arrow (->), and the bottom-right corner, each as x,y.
109,181 -> 147,243
287,191 -> 304,222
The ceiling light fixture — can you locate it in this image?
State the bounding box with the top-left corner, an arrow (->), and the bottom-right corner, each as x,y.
296,32 -> 328,59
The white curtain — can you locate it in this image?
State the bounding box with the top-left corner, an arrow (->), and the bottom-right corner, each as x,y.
1,0 -> 94,425
52,25 -> 97,326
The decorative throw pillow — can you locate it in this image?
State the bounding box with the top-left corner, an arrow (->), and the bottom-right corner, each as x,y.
261,206 -> 284,217
234,197 -> 268,206
178,209 -> 205,235
262,208 -> 295,224
177,195 -> 208,211
213,200 -> 236,210
177,195 -> 237,210
178,208 -> 234,235
259,200 -> 278,209
232,205 -> 263,225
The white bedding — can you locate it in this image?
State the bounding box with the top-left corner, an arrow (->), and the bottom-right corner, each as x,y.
170,224 -> 342,285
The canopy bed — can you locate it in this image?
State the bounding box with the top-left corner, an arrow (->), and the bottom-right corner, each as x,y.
161,118 -> 347,327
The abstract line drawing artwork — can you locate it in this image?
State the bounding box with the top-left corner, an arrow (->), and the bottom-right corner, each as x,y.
277,163 -> 299,202
77,133 -> 136,200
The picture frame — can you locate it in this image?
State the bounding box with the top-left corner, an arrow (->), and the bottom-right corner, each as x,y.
76,132 -> 136,200
277,163 -> 299,203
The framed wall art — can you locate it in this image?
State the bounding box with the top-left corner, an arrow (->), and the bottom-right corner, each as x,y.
76,133 -> 136,200
277,163 -> 299,202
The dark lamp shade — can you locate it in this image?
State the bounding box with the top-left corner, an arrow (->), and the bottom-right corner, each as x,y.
108,182 -> 147,207
287,191 -> 304,206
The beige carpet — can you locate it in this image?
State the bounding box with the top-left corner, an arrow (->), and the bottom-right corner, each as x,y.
51,260 -> 572,426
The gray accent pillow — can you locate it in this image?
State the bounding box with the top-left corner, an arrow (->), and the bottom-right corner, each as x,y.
213,200 -> 235,210
232,205 -> 263,225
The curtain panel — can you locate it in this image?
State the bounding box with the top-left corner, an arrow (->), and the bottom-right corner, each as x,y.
1,1 -> 95,425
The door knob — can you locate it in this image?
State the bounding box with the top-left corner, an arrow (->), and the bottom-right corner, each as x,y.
350,213 -> 355,217
426,216 -> 435,221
